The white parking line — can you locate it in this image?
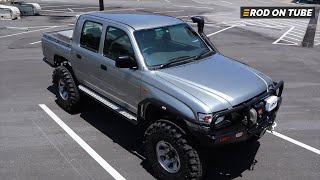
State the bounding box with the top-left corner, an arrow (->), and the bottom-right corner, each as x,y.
252,0 -> 272,4
173,5 -> 214,10
244,21 -> 283,30
6,25 -> 56,29
276,20 -> 309,28
0,26 -> 58,39
43,9 -> 84,14
286,33 -> 303,38
30,41 -> 41,45
267,131 -> 320,155
191,0 -> 211,4
104,8 -> 144,12
42,9 -> 76,13
219,0 -> 233,5
284,36 -> 301,41
39,104 -> 126,180
176,15 -> 194,18
289,31 -> 304,35
270,0 -> 291,4
290,27 -> 306,33
41,5 -> 80,8
5,27 -> 29,31
273,39 -> 297,46
204,13 -> 231,17
254,20 -> 286,28
46,7 -> 98,11
154,10 -> 184,14
273,26 -> 295,44
263,19 -> 307,29
208,25 -> 237,37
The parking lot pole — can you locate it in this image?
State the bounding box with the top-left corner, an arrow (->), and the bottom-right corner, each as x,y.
99,0 -> 104,11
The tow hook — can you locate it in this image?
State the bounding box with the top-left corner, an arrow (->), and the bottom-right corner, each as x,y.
268,122 -> 277,132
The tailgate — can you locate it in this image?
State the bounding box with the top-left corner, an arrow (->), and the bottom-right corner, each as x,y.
42,30 -> 73,67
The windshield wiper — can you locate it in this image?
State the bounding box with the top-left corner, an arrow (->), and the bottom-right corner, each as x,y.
193,49 -> 211,61
159,56 -> 192,69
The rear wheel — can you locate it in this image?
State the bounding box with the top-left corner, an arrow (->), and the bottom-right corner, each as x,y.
144,120 -> 203,180
52,66 -> 80,112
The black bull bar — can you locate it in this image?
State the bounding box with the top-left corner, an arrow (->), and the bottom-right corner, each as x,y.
210,81 -> 284,128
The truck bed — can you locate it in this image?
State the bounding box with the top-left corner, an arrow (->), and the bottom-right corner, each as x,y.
42,29 -> 73,67
44,29 -> 73,46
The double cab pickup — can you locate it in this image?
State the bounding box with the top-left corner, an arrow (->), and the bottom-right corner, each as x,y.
42,12 -> 284,180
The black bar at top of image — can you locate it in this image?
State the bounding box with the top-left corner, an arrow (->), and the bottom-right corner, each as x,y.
240,7 -> 316,19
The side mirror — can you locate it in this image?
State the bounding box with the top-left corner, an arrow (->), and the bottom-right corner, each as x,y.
115,56 -> 137,69
191,16 -> 204,34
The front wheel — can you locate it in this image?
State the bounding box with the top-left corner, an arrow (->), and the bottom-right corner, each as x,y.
144,120 -> 203,180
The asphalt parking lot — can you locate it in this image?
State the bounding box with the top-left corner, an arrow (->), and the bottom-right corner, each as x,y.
0,0 -> 319,179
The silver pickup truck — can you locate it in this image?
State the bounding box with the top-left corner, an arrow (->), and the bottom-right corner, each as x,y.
42,12 -> 284,180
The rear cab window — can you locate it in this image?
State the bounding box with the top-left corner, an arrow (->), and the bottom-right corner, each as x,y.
80,21 -> 103,53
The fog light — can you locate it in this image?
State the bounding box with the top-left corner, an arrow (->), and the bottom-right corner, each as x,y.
249,108 -> 258,125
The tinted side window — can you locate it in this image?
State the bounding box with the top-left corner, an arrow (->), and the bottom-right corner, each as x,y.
104,27 -> 134,60
80,21 -> 103,52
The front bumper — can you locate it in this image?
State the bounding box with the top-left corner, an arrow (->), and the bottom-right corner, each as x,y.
190,81 -> 284,146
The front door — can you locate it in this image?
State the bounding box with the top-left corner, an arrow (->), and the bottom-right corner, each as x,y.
97,26 -> 141,113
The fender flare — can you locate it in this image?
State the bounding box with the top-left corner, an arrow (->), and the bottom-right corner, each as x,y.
137,98 -> 199,125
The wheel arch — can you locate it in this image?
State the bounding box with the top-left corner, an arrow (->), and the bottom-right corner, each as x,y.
54,55 -> 69,66
53,55 -> 78,83
138,98 -> 197,133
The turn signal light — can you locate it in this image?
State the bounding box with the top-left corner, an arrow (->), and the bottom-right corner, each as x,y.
218,136 -> 230,142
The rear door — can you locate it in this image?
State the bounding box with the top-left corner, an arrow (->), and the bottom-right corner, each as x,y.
71,19 -> 105,90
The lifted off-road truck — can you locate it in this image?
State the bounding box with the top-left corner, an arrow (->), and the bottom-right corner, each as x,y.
42,12 -> 284,180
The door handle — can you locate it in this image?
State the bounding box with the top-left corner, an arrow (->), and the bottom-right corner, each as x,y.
101,64 -> 107,71
76,54 -> 82,59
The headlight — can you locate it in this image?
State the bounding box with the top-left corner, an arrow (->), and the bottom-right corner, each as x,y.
198,113 -> 213,124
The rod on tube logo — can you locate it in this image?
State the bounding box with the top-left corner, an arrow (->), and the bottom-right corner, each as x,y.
241,7 -> 315,18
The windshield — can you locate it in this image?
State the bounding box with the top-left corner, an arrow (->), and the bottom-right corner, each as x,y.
134,24 -> 210,68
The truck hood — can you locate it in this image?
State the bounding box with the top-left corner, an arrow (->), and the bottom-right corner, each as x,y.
155,54 -> 272,109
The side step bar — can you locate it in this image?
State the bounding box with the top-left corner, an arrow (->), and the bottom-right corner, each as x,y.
79,85 -> 138,123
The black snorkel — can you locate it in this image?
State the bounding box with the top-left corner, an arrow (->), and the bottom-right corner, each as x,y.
191,16 -> 219,53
